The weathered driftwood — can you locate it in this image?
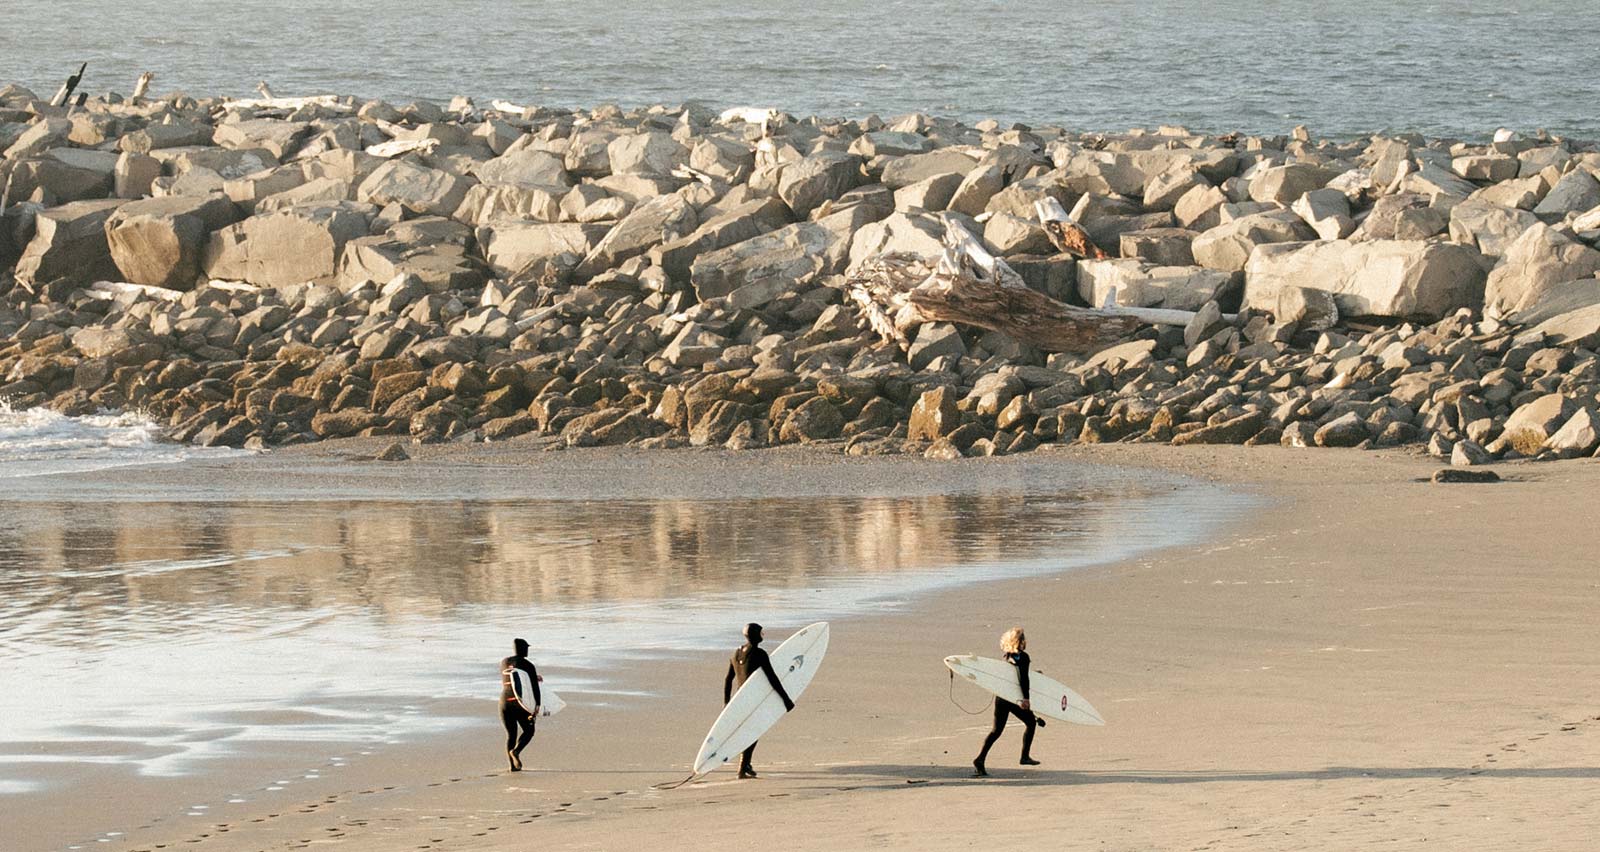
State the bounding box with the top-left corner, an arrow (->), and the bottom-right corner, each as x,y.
365,138 -> 440,158
49,62 -> 87,108
1035,197 -> 1109,259
222,93 -> 349,112
131,72 -> 153,101
846,219 -> 1141,353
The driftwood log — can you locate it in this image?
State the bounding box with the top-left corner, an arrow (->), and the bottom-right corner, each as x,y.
846,218 -> 1141,353
846,217 -> 1249,354
49,62 -> 87,108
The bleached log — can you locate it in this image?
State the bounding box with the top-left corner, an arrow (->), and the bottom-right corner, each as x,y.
223,94 -> 351,112
131,71 -> 153,101
365,138 -> 440,158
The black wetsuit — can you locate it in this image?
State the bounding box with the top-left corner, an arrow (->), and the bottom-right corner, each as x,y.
977,651 -> 1037,765
499,655 -> 541,759
724,643 -> 794,773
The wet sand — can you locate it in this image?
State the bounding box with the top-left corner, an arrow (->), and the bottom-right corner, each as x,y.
12,444 -> 1600,851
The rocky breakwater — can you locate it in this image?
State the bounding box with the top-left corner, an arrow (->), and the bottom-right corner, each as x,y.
2,82 -> 1600,464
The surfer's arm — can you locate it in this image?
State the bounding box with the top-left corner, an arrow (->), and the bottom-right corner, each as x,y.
724,662 -> 735,705
759,656 -> 795,712
1014,653 -> 1031,708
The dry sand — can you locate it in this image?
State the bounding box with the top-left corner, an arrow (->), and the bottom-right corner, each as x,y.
18,445 -> 1600,851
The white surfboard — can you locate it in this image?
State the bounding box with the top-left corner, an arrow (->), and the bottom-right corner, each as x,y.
692,622 -> 830,776
944,655 -> 1104,726
510,668 -> 566,717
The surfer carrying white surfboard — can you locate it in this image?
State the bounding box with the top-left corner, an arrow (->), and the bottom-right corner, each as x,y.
722,623 -> 794,779
499,638 -> 542,772
972,627 -> 1042,777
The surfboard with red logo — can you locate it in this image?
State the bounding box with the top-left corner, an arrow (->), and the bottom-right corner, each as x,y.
944,655 -> 1104,726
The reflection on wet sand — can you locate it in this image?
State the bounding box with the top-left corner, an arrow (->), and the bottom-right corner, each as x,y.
0,492 -> 1110,629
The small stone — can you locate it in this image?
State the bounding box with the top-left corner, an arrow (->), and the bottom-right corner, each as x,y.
375,441 -> 410,461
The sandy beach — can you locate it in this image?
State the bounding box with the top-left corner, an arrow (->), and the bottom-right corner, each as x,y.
9,443 -> 1598,851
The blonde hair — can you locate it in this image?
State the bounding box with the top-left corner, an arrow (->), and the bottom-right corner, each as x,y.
1000,627 -> 1026,654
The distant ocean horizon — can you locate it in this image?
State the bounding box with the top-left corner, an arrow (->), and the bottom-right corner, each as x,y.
6,0 -> 1599,140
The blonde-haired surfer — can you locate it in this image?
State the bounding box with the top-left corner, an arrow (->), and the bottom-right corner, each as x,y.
973,627 -> 1041,776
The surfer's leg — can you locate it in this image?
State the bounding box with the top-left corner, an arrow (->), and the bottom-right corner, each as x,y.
975,701 -> 1009,774
1018,709 -> 1040,765
500,702 -> 522,770
738,741 -> 757,778
513,713 -> 536,757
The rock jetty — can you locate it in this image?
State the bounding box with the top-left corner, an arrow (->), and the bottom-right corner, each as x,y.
3,82 -> 1600,463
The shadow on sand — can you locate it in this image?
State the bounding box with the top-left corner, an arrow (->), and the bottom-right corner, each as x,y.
807,763 -> 1600,788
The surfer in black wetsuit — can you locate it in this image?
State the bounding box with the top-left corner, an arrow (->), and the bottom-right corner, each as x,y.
973,627 -> 1041,777
724,623 -> 794,779
499,638 -> 541,771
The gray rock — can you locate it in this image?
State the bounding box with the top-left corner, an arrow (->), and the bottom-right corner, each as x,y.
14,198 -> 125,285
356,159 -> 473,217
1191,210 -> 1313,272
1245,239 -> 1488,320
576,192 -> 698,279
606,132 -> 688,178
1451,439 -> 1493,466
1483,223 -> 1600,318
1313,411 -> 1368,447
1448,201 -> 1540,258
1077,258 -> 1237,311
105,194 -> 240,288
1500,393 -> 1578,454
477,221 -> 608,277
879,149 -> 979,189
907,323 -> 966,371
1119,228 -> 1197,266
1291,188 -> 1355,239
650,196 -> 792,281
690,220 -> 844,307
202,203 -> 372,287
777,151 -> 863,218
1532,168 -> 1600,218
1432,468 -> 1500,483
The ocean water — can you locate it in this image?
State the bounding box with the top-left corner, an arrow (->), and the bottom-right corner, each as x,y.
4,0 -> 1598,138
0,403 -> 249,479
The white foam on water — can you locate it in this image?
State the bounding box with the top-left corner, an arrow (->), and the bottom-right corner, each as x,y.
0,403 -> 248,478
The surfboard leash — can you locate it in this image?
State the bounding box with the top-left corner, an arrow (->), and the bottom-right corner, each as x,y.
947,670 -> 993,715
650,772 -> 699,791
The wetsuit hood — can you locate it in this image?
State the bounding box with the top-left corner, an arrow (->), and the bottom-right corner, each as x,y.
513,638 -> 529,655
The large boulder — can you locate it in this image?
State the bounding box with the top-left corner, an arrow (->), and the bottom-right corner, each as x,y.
649,196 -> 792,280
777,151 -> 863,218
879,149 -> 979,189
1244,239 -> 1488,320
1192,211 -> 1313,272
1500,393 -> 1579,454
340,218 -> 482,292
477,222 -> 609,277
1448,201 -> 1540,258
574,192 -> 698,279
1483,223 -> 1600,317
606,132 -> 689,177
1532,168 -> 1600,218
212,119 -> 310,159
1076,259 -> 1237,311
1248,163 -> 1334,205
356,159 -> 473,217
6,148 -> 118,203
690,221 -> 844,308
14,199 -> 126,285
452,183 -> 564,225
105,194 -> 240,288
472,149 -> 570,187
846,211 -> 945,272
202,203 -> 372,287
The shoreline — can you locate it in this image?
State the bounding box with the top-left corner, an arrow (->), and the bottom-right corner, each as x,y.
8,443 -> 1600,850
